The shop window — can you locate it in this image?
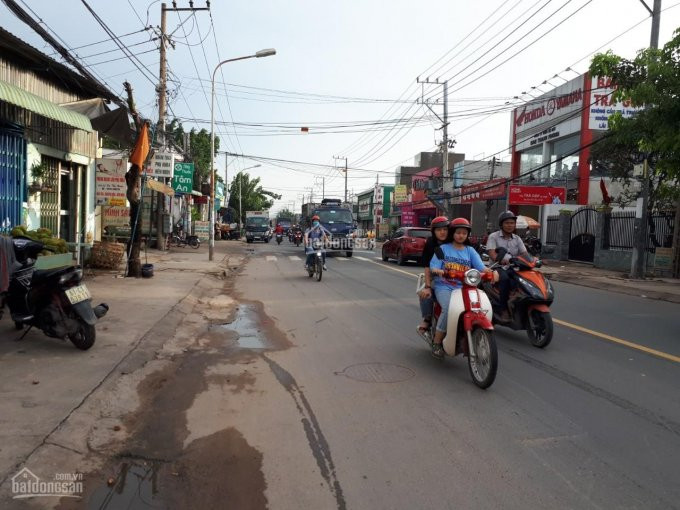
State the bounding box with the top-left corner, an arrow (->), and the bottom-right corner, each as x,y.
549,134 -> 580,180
520,147 -> 542,182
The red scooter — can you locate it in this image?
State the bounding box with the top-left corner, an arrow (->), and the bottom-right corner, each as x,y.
417,268 -> 498,389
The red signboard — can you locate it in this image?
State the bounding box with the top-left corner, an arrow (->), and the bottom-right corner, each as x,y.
411,167 -> 440,210
460,178 -> 507,204
508,185 -> 566,205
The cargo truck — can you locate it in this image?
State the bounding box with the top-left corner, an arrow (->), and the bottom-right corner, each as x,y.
245,211 -> 271,243
301,199 -> 355,257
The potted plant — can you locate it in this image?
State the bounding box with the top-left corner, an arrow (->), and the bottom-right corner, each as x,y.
28,162 -> 51,193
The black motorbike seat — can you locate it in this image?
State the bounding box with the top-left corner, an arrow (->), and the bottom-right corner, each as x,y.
32,266 -> 74,282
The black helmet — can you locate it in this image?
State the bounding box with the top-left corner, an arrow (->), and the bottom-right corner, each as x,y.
498,210 -> 517,226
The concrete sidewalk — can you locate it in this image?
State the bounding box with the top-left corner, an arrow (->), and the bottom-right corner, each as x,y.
0,242 -> 241,492
540,260 -> 680,304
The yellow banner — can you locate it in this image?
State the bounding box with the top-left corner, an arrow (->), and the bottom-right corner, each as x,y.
146,178 -> 175,196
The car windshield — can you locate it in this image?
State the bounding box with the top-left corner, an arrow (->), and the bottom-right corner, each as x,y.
247,217 -> 268,226
408,229 -> 431,239
315,209 -> 353,224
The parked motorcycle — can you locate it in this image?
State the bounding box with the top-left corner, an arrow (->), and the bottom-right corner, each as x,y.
523,233 -> 542,257
168,228 -> 200,249
276,233 -> 283,245
416,268 -> 498,389
481,247 -> 554,348
306,239 -> 324,282
2,237 -> 108,350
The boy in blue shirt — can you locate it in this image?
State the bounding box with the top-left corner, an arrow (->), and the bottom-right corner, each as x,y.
429,218 -> 492,359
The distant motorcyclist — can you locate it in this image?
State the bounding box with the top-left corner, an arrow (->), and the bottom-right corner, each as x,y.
274,224 -> 284,235
304,215 -> 331,271
487,211 -> 530,321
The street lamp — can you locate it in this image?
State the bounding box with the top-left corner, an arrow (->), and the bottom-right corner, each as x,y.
209,48 -> 276,261
237,164 -> 261,234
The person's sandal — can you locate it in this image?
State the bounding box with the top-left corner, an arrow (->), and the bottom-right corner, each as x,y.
416,319 -> 432,341
431,342 -> 444,359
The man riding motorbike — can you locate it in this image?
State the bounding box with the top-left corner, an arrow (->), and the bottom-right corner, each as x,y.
429,218 -> 495,359
486,211 -> 530,321
416,216 -> 450,340
304,215 -> 331,271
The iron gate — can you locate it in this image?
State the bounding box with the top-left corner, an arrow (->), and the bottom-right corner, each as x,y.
0,126 -> 26,234
569,207 -> 598,262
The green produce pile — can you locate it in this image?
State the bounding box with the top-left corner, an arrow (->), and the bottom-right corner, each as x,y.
10,226 -> 69,255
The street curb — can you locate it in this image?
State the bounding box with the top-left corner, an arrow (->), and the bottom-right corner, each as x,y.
545,273 -> 680,304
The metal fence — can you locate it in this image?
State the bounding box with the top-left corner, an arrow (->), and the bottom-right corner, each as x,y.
545,215 -> 559,244
602,210 -> 675,252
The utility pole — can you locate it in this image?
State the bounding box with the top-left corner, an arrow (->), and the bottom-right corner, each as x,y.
322,177 -> 325,200
631,0 -> 661,279
416,78 -> 451,178
155,3 -> 169,250
485,156 -> 501,232
334,156 -> 348,203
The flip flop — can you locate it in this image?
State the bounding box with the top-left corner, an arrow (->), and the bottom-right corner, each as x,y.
416,325 -> 432,342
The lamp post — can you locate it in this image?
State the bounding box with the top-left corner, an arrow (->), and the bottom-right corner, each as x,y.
209,48 -> 276,261
237,164 -> 261,235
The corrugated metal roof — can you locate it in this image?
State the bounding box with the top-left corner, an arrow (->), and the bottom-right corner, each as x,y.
0,79 -> 92,132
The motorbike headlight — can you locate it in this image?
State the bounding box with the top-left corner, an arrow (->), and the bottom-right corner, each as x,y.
516,276 -> 544,300
464,269 -> 481,286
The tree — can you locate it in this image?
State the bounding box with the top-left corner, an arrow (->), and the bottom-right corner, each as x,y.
167,119 -> 219,185
227,172 -> 281,224
589,29 -> 680,276
276,208 -> 296,220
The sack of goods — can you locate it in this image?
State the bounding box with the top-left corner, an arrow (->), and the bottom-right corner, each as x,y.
90,241 -> 126,269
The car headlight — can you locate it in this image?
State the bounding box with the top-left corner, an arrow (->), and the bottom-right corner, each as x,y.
464,269 -> 481,286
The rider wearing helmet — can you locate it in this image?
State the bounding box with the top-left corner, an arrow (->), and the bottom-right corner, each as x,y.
487,211 -> 530,320
417,216 -> 450,339
429,217 -> 494,359
304,215 -> 331,271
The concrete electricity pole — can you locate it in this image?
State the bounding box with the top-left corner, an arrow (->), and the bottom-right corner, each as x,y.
631,0 -> 661,278
334,156 -> 348,202
417,78 -> 451,178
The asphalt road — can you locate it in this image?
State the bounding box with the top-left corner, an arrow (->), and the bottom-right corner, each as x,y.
234,240 -> 680,510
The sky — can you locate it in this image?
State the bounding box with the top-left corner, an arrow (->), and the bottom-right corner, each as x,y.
2,0 -> 680,216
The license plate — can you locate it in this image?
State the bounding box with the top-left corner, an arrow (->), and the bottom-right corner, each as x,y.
65,285 -> 91,304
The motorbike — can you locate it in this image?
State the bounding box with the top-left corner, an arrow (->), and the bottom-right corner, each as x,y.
481,247 -> 554,348
523,233 -> 542,257
168,228 -> 200,249
416,268 -> 498,389
293,231 -> 303,247
306,239 -> 324,282
276,232 -> 283,245
2,237 -> 109,350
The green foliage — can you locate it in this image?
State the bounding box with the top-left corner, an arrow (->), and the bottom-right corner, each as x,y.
589,30 -> 680,210
167,119 -> 219,186
227,172 -> 282,224
276,208 -> 295,220
10,226 -> 69,254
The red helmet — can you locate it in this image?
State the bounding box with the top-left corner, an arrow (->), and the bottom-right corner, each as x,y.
449,217 -> 472,232
311,215 -> 320,221
430,216 -> 449,232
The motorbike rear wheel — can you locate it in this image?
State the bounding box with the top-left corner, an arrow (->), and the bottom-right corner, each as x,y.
527,310 -> 553,348
68,318 -> 96,350
189,237 -> 200,249
315,256 -> 323,282
467,327 -> 497,389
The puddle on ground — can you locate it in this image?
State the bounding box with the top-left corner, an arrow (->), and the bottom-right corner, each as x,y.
220,304 -> 267,349
87,461 -> 163,509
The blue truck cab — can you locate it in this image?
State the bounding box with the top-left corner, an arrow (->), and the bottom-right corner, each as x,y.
310,199 -> 355,257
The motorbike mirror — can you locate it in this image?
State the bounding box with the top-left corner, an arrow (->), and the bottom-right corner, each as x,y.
534,259 -> 543,268
495,247 -> 508,262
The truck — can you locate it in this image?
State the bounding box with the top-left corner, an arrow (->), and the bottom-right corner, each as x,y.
275,216 -> 292,235
245,210 -> 271,243
301,199 -> 355,257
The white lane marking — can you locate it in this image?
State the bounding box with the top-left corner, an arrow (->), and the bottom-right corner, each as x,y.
335,257 -> 349,261
289,256 -> 302,261
354,256 -> 370,261
266,256 -> 277,261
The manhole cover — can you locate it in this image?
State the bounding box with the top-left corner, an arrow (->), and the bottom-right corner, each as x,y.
335,363 -> 415,383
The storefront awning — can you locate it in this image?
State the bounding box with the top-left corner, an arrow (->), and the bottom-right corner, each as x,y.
0,79 -> 92,132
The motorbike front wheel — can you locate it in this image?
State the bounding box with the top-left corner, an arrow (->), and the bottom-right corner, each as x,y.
527,310 -> 553,348
315,256 -> 323,282
467,327 -> 497,389
189,237 -> 200,249
68,318 -> 96,350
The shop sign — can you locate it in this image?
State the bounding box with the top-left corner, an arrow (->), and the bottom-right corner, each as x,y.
401,211 -> 416,226
394,185 -> 407,204
509,185 -> 565,205
102,206 -> 130,228
193,220 -> 210,241
460,178 -> 506,204
514,75 -> 584,134
588,76 -> 642,130
148,151 -> 176,178
95,158 -> 127,206
172,162 -> 194,193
